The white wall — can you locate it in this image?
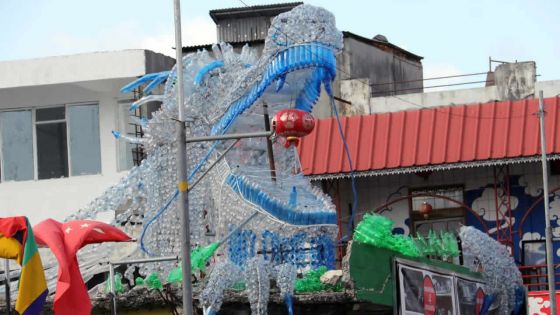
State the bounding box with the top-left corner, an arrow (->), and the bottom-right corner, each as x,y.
338,79 -> 560,114
330,162 -> 560,238
0,80 -> 136,225
0,50 -> 175,225
0,50 -> 149,89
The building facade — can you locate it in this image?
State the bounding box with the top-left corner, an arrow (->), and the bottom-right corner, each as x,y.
183,2 -> 424,119
0,50 -> 174,224
298,61 -> 560,290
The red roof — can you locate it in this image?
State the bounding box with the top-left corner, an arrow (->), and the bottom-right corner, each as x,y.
297,96 -> 560,176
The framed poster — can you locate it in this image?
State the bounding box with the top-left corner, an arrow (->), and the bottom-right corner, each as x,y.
396,258 -> 486,315
456,277 -> 485,315
397,263 -> 455,315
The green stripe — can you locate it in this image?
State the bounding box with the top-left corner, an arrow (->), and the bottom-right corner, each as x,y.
21,220 -> 39,266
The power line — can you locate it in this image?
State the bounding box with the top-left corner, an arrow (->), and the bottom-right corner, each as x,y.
370,72 -> 488,86
232,0 -> 541,120
373,80 -> 492,95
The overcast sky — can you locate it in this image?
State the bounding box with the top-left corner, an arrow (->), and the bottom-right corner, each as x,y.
1,0 -> 559,88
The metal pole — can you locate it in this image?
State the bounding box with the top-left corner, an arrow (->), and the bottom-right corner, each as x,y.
109,263 -> 117,315
185,130 -> 273,143
4,259 -> 11,315
262,103 -> 277,181
173,0 -> 194,314
110,256 -> 179,266
538,90 -> 557,315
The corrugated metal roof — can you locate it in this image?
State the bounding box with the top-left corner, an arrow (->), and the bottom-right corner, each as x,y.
182,39 -> 264,54
342,31 -> 423,62
209,2 -> 303,23
297,96 -> 560,177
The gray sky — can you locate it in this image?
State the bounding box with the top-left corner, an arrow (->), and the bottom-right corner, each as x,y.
1,0 -> 559,88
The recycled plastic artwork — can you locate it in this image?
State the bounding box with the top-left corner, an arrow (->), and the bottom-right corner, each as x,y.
19,4 -> 342,315
353,213 -> 459,259
294,266 -> 342,294
459,226 -> 524,315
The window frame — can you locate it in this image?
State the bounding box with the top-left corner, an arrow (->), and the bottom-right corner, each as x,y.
34,105 -> 70,179
408,184 -> 466,235
409,184 -> 465,211
0,101 -> 100,182
116,99 -> 136,172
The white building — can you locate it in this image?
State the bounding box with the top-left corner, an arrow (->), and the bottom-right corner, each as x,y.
0,50 -> 174,224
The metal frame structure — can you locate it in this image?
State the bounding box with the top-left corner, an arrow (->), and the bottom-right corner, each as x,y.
537,90 -> 557,314
492,164 -> 515,250
3,259 -> 11,315
368,193 -> 490,233
107,256 -> 179,315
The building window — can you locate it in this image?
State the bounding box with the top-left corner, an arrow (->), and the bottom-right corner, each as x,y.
0,103 -> 101,182
410,185 -> 464,213
116,100 -> 161,172
0,110 -> 34,181
409,185 -> 465,235
68,104 -> 101,176
36,106 -> 69,179
117,102 -> 137,172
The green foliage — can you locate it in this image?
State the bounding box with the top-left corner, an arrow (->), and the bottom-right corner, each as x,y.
294,266 -> 342,293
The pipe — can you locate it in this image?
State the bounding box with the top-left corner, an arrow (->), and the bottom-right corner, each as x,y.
538,90 -> 557,314
262,103 -> 277,181
185,131 -> 273,143
109,263 -> 116,315
5,259 -> 11,315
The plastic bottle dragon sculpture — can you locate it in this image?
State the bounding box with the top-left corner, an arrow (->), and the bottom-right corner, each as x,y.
35,4 -> 343,314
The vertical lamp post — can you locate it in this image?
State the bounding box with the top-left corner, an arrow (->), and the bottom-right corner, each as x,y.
173,0 -> 194,314
538,90 -> 557,315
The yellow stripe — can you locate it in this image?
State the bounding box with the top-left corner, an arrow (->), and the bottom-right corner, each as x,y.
0,236 -> 21,261
178,180 -> 189,192
15,253 -> 47,314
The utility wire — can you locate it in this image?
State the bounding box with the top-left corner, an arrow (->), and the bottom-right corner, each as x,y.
373,80 -> 493,95
232,0 -> 544,120
370,72 -> 489,86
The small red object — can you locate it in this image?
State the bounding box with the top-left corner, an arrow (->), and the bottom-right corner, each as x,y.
423,275 -> 436,315
272,108 -> 315,148
475,287 -> 485,315
420,202 -> 433,218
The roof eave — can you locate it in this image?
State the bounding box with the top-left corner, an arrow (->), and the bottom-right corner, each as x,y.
306,155 -> 560,181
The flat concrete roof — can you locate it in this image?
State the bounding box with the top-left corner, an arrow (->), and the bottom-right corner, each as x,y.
0,50 -> 175,89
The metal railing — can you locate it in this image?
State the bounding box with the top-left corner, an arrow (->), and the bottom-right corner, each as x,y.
519,263 -> 560,291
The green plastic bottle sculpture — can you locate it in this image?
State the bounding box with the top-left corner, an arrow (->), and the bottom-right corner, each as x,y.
145,272 -> 163,290
353,214 -> 420,257
105,272 -> 125,294
294,266 -> 342,293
